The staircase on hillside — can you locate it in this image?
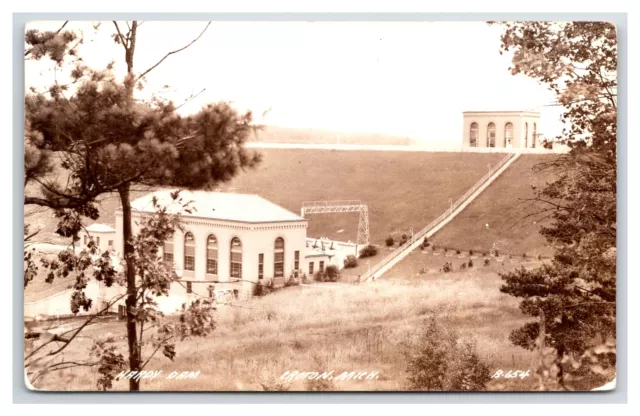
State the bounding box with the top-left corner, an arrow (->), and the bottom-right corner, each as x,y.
360,152 -> 522,282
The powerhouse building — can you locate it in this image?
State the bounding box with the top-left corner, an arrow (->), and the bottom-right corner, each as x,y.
76,190 -> 356,308
463,110 -> 541,149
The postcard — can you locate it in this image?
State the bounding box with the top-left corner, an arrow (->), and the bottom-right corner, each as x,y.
23,20 -> 617,392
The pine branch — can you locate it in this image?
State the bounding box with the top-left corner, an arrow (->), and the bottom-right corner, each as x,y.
24,21 -> 69,57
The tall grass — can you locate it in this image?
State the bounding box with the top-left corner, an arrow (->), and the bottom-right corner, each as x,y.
30,270 -> 536,392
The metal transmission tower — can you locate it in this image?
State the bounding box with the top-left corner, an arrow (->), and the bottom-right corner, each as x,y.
300,200 -> 370,246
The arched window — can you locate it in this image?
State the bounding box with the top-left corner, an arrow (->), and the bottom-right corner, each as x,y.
532,123 -> 537,148
274,237 -> 285,278
504,122 -> 513,147
230,237 -> 242,279
184,232 -> 195,271
163,238 -> 174,264
524,122 -> 529,148
206,235 -> 218,275
469,122 -> 478,147
487,122 -> 496,147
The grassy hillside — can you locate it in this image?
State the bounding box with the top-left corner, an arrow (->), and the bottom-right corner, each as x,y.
28,262 -> 611,392
227,149 -> 505,244
428,154 -> 560,258
27,150 -> 506,246
252,125 -> 417,146
28,266 -> 531,391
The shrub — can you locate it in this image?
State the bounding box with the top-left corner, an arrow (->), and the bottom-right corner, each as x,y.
444,247 -> 448,253
522,252 -> 527,259
255,279 -> 273,296
431,245 -> 436,252
483,252 -> 487,257
442,262 -> 453,273
305,377 -> 335,391
260,377 -> 290,391
469,250 -> 473,256
537,254 -> 542,261
385,236 -> 395,247
344,255 -> 358,268
314,271 -> 324,282
399,234 -> 409,246
359,244 -> 378,258
484,258 -> 490,266
468,259 -> 474,268
495,250 -> 500,257
325,265 -> 339,282
456,249 -> 461,255
404,317 -> 491,391
285,273 -> 300,287
460,262 -> 467,270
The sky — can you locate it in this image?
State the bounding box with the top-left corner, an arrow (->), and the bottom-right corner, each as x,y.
25,21 -> 566,145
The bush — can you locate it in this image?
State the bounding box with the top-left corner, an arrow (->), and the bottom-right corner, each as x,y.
305,377 -> 335,391
522,252 -> 527,259
344,255 -> 358,268
285,273 -> 300,287
456,249 -> 461,255
469,250 -> 473,256
385,236 -> 395,247
484,258 -> 490,266
468,259 -> 474,268
483,252 -> 488,257
255,279 -> 274,296
399,234 -> 409,246
460,262 -> 467,270
314,271 -> 324,282
444,247 -> 448,253
442,262 -> 453,273
359,244 -> 378,258
260,377 -> 290,391
431,245 -> 436,252
404,317 -> 491,391
325,265 -> 339,282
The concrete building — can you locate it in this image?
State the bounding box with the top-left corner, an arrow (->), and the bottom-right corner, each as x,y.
463,111 -> 541,149
80,223 -> 116,252
26,190 -> 359,319
113,190 -> 353,302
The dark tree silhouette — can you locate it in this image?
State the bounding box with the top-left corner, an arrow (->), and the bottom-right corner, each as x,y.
24,21 -> 261,390
492,21 -> 617,388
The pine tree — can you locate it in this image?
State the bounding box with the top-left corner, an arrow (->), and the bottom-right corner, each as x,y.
492,22 -> 617,387
24,21 -> 260,390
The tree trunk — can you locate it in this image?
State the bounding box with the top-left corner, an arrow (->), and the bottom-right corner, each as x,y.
119,183 -> 141,391
120,20 -> 141,392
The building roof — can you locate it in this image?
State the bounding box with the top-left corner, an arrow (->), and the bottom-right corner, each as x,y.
463,109 -> 540,115
304,246 -> 335,258
86,223 -> 116,233
128,190 -> 306,224
304,238 -> 337,258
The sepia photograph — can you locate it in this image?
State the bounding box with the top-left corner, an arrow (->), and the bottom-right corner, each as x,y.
21,18 -> 618,393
